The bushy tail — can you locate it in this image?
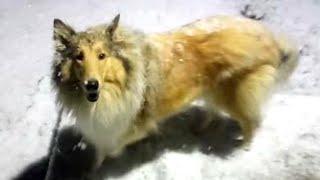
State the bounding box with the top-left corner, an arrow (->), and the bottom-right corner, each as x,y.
275,35 -> 299,84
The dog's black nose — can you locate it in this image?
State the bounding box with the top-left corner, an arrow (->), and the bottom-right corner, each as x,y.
85,79 -> 99,91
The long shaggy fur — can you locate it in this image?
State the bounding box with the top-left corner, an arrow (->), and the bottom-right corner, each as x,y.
52,15 -> 298,167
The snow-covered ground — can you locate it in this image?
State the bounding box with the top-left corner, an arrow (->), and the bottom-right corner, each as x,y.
0,0 -> 319,179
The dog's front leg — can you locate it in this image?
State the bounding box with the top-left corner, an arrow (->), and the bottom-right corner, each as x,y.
94,148 -> 106,169
110,119 -> 157,157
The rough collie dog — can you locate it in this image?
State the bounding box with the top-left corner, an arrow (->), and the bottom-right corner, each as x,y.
52,14 -> 298,167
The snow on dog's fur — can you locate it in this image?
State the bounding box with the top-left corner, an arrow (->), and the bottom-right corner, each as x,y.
52,14 -> 298,167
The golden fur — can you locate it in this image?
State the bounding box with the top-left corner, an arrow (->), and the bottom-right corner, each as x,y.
52,15 -> 298,167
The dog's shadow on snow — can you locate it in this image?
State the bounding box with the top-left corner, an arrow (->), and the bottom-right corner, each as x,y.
14,106 -> 242,180
93,106 -> 242,179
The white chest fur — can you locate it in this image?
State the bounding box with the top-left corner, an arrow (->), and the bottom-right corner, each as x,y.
76,113 -> 129,155
73,86 -> 144,156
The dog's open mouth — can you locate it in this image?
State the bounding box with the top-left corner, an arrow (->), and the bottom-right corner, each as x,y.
86,92 -> 99,102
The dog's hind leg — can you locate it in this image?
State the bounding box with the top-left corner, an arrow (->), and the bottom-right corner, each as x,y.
208,65 -> 277,145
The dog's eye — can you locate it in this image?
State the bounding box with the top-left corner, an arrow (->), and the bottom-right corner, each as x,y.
98,53 -> 106,60
75,51 -> 84,61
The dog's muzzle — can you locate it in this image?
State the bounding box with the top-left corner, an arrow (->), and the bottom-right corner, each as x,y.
84,79 -> 99,102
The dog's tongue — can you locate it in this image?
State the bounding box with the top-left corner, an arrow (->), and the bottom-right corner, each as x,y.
87,92 -> 99,102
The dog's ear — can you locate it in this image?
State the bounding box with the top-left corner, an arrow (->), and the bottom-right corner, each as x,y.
53,19 -> 76,51
106,14 -> 120,40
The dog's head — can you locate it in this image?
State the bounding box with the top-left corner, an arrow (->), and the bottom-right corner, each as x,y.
53,15 -> 131,102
